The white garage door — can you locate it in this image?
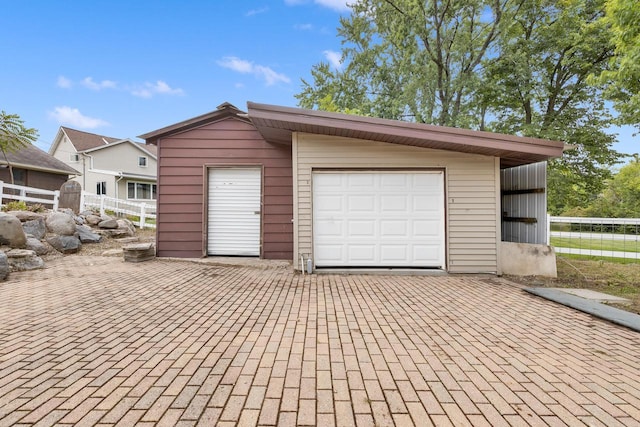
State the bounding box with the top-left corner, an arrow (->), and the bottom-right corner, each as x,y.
313,171 -> 445,268
208,168 -> 261,256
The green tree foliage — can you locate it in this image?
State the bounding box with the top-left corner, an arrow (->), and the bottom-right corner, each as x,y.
583,158 -> 640,217
594,0 -> 640,128
297,0 -> 509,127
0,111 -> 39,184
297,0 -> 622,214
481,0 -> 619,214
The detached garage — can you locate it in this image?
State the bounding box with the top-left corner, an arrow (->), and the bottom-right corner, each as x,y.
142,101 -> 565,274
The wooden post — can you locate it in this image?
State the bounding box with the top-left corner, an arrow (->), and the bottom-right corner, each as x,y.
0,180 -> 4,209
100,195 -> 105,216
53,190 -> 60,211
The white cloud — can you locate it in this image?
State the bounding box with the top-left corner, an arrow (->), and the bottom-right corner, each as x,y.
81,77 -> 118,91
49,106 -> 109,129
294,23 -> 314,30
217,57 -> 254,74
323,50 -> 343,70
57,76 -> 72,89
246,6 -> 269,16
131,80 -> 185,98
284,0 -> 350,12
315,0 -> 350,11
217,56 -> 290,86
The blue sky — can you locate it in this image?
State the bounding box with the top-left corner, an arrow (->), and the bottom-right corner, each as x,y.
3,0 -> 638,159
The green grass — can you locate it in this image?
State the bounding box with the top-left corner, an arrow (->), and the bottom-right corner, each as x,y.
551,236 -> 640,253
553,253 -> 640,264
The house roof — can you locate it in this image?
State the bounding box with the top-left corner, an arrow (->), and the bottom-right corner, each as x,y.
82,138 -> 158,159
246,102 -> 566,168
60,127 -> 121,152
139,102 -> 251,143
140,101 -> 565,168
0,145 -> 80,175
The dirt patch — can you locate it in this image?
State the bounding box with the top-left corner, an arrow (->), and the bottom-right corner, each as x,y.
506,256 -> 640,314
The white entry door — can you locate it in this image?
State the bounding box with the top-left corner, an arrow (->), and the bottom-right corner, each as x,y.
208,168 -> 261,256
313,171 -> 445,268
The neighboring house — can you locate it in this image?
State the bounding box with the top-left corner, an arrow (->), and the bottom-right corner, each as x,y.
0,144 -> 79,190
141,102 -> 565,274
49,127 -> 157,206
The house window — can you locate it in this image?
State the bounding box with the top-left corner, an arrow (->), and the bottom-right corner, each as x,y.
70,153 -> 80,162
127,181 -> 156,200
96,181 -> 107,195
138,156 -> 147,167
13,169 -> 26,186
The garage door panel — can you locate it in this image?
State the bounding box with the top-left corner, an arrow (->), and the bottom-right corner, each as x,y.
413,220 -> 442,237
315,219 -> 343,236
380,195 -> 408,211
315,245 -> 344,263
348,245 -> 376,262
380,245 -> 408,261
381,220 -> 408,237
313,171 -> 444,268
347,195 -> 375,211
348,220 -> 376,236
208,168 -> 261,256
349,174 -> 375,187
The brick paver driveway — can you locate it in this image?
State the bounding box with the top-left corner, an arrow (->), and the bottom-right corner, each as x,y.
1,257 -> 639,427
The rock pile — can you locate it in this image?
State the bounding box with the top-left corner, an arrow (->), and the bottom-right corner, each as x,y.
0,209 -> 138,280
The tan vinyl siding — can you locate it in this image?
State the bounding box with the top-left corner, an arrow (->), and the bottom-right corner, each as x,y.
295,133 -> 500,273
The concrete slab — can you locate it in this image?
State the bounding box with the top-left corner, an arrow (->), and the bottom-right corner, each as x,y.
549,287 -> 631,304
526,287 -> 640,333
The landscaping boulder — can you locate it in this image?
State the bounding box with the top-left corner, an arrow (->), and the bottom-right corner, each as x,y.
46,212 -> 76,236
85,214 -> 102,226
23,217 -> 46,240
26,237 -> 49,256
76,225 -> 102,243
0,252 -> 9,281
117,219 -> 136,235
98,219 -> 118,229
7,211 -> 45,222
6,249 -> 44,271
0,213 -> 27,248
46,235 -> 82,254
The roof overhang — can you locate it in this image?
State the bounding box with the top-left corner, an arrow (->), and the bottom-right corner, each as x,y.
0,161 -> 80,176
246,102 -> 565,168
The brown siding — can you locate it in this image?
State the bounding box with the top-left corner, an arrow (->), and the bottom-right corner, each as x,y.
156,118 -> 293,259
0,168 -> 68,191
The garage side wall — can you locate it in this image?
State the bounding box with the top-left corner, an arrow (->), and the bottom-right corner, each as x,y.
156,118 -> 293,259
295,133 -> 500,273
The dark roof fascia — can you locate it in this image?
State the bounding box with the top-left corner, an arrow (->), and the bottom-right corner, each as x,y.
246,102 -> 565,167
139,103 -> 251,143
0,162 -> 80,176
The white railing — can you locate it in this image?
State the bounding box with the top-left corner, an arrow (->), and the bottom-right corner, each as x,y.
549,216 -> 640,260
81,192 -> 156,229
0,181 -> 60,210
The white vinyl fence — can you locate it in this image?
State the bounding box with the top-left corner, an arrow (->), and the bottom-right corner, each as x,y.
0,181 -> 59,210
549,216 -> 640,261
0,181 -> 156,229
81,193 -> 156,229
